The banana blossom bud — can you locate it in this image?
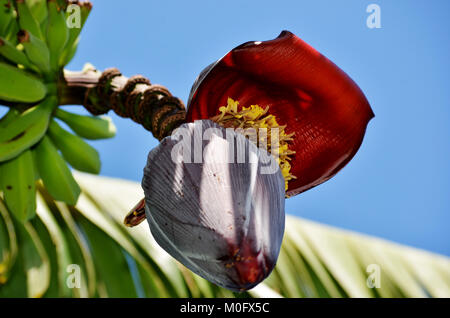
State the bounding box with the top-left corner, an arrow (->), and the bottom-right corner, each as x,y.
142,120 -> 285,291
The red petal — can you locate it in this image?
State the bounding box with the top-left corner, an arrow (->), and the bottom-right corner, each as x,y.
187,31 -> 374,196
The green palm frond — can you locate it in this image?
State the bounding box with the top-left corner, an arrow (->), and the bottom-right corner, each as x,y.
1,173 -> 449,298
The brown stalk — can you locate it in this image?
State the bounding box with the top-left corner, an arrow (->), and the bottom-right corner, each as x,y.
59,66 -> 186,140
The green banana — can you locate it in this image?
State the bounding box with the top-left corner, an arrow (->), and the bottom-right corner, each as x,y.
0,61 -> 47,102
46,0 -> 68,71
0,149 -> 36,222
56,0 -> 68,8
0,96 -> 55,162
0,0 -> 15,37
16,0 -> 44,40
55,108 -> 116,140
59,36 -> 78,67
26,0 -> 48,25
0,108 -> 19,129
3,14 -> 19,44
33,135 -> 81,205
60,1 -> 92,67
48,119 -> 101,174
17,30 -> 50,74
30,146 -> 40,180
0,118 -> 51,162
0,36 -> 35,70
0,99 -> 52,142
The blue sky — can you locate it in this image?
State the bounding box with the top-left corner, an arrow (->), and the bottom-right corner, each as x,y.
62,0 -> 450,256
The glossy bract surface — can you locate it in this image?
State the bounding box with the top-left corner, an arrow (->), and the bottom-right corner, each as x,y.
187,31 -> 374,196
142,120 -> 285,291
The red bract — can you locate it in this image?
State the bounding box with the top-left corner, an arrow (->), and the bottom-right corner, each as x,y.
186,31 -> 374,196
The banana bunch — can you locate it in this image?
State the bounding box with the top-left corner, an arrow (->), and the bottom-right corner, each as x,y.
0,0 -> 116,223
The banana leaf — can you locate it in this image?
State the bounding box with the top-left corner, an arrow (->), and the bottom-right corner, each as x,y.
0,172 -> 449,298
